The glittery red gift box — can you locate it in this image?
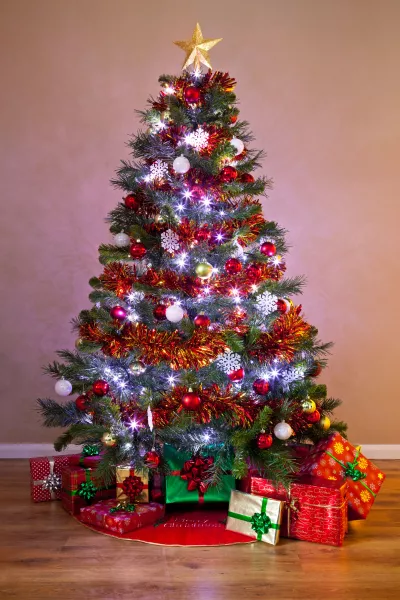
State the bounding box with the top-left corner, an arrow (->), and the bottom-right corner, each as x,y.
246,475 -> 348,546
300,433 -> 386,520
67,454 -> 103,468
61,466 -> 116,515
80,499 -> 165,534
30,455 -> 75,503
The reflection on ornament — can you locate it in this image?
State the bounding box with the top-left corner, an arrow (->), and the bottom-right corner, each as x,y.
181,390 -> 202,410
220,165 -> 238,183
228,367 -> 245,382
128,361 -> 146,376
101,432 -> 117,447
184,86 -> 201,103
309,362 -> 322,377
319,415 -> 331,430
260,241 -> 276,257
273,421 -> 293,440
277,298 -> 291,314
114,232 -> 130,247
75,338 -> 84,350
110,306 -> 127,321
195,262 -> 213,279
240,173 -> 254,183
301,399 -> 316,414
153,304 -> 167,320
173,154 -> 190,174
253,379 -> 270,395
144,450 -> 161,468
55,379 -> 72,396
92,380 -> 110,396
75,394 -> 90,411
166,304 -> 184,323
257,430 -> 273,449
124,194 -> 140,210
130,241 -> 146,259
225,258 -> 242,275
194,314 -> 211,327
230,137 -> 245,155
307,410 -> 321,424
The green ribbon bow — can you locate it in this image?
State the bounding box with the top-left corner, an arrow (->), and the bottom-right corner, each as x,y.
228,497 -> 280,541
325,448 -> 376,497
109,502 -> 136,514
78,479 -> 98,502
82,444 -> 100,457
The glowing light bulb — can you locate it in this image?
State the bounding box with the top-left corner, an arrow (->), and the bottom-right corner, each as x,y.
129,419 -> 139,430
164,85 -> 175,95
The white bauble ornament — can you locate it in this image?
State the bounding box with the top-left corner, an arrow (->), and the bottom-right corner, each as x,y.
166,304 -> 184,323
273,421 -> 293,440
173,155 -> 190,174
55,379 -> 73,396
230,138 -> 245,155
113,232 -> 130,248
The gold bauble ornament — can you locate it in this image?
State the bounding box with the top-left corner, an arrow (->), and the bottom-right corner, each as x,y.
301,399 -> 316,414
319,416 -> 331,430
195,261 -> 213,279
75,338 -> 84,350
128,361 -> 146,376
174,23 -> 222,71
101,432 -> 117,447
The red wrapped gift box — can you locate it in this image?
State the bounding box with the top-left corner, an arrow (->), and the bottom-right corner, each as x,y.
80,499 -> 165,534
67,454 -> 103,468
61,466 -> 115,515
246,475 -> 348,546
300,433 -> 386,520
30,455 -> 76,502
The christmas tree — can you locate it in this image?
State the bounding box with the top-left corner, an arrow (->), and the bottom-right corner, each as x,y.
38,24 -> 347,489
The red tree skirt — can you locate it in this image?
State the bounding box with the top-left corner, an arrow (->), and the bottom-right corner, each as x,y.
76,504 -> 254,546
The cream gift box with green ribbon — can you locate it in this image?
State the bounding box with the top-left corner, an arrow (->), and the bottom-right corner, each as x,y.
226,489 -> 283,545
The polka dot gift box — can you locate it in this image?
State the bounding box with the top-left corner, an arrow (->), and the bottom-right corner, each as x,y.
300,432 -> 385,520
30,455 -> 75,502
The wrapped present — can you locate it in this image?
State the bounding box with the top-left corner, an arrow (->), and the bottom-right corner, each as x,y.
300,433 -> 386,520
30,455 -> 75,502
61,466 -> 115,515
226,490 -> 283,545
116,466 -> 149,503
68,445 -> 103,468
150,472 -> 164,503
80,499 -> 165,534
164,445 -> 235,504
248,475 -> 347,546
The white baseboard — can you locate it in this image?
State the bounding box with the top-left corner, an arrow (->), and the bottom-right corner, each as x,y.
0,443 -> 399,459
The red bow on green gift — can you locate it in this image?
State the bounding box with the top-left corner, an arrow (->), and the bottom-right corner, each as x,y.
180,455 -> 214,494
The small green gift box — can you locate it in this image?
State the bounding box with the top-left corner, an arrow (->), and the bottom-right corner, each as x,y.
226,490 -> 283,545
164,445 -> 235,504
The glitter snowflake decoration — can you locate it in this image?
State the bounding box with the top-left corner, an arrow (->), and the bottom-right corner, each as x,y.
149,160 -> 168,180
280,366 -> 305,390
255,291 -> 278,315
185,128 -> 210,151
215,350 -> 241,374
161,229 -> 180,253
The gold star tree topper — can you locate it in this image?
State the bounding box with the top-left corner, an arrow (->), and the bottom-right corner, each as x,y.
174,23 -> 222,71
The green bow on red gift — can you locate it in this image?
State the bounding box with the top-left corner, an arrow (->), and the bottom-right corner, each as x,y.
180,455 -> 214,494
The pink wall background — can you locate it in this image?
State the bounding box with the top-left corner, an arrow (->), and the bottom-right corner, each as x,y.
1,0 -> 399,444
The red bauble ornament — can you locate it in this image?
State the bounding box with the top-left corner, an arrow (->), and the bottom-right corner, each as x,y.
246,263 -> 262,281
144,450 -> 161,469
130,241 -> 146,259
153,304 -> 167,321
230,115 -> 238,124
181,391 -> 202,411
228,367 -> 245,382
184,86 -> 201,103
307,410 -> 321,424
277,299 -> 291,314
92,380 -> 110,396
241,173 -> 254,183
256,431 -> 273,449
110,305 -> 127,321
253,379 -> 270,395
75,394 -> 90,411
225,258 -> 242,275
309,362 -> 322,377
194,314 -> 211,327
260,241 -> 276,257
220,166 -> 238,183
195,227 -> 211,242
124,194 -> 140,210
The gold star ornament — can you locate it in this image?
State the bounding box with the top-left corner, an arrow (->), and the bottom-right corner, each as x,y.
174,23 -> 222,71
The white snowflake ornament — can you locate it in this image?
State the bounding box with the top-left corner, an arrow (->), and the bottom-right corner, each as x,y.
161,229 -> 180,253
185,127 -> 210,151
215,350 -> 241,374
149,160 -> 168,180
280,366 -> 305,390
255,291 -> 278,315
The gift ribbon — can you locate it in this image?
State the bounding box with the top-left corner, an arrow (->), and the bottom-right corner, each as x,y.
324,448 -> 376,497
228,497 -> 280,541
33,457 -> 61,500
109,501 -> 136,514
64,469 -> 114,504
116,468 -> 148,499
172,454 -> 214,504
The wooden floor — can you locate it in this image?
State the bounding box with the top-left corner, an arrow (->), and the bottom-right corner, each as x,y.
0,460 -> 399,600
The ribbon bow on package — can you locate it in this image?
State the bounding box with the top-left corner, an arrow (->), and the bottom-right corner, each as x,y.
180,455 -> 214,495
226,490 -> 283,545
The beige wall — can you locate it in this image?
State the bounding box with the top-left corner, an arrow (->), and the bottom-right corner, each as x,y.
1,0 -> 399,445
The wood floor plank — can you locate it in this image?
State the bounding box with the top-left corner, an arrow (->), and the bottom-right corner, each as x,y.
0,459 -> 399,600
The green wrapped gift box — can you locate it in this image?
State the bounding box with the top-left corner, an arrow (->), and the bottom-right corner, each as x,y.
164,445 -> 235,504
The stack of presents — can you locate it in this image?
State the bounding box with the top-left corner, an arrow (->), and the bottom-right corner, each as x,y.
30,433 -> 385,545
